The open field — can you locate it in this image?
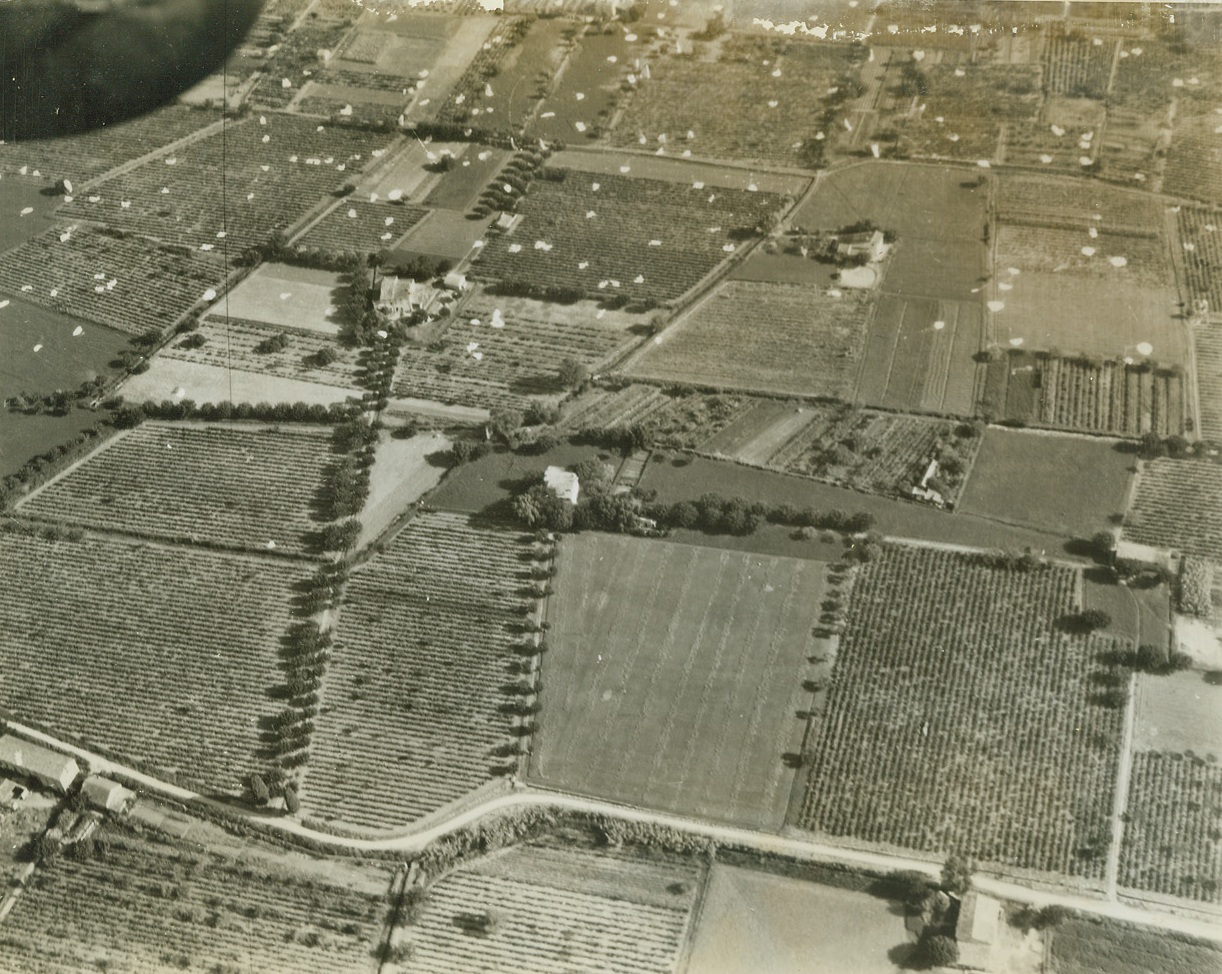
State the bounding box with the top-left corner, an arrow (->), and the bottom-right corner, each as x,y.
211,262 -> 346,335
0,531 -> 305,793
623,281 -> 870,399
19,422 -> 333,556
474,169 -> 784,304
1133,670 -> 1222,760
996,173 -> 1167,236
406,842 -> 702,974
527,27 -> 635,144
1194,324 -> 1222,442
0,176 -> 61,253
366,141 -> 456,203
957,428 -> 1134,538
1123,458 -> 1222,560
684,864 -> 904,974
393,208 -> 492,262
532,532 -> 825,829
303,512 -> 529,831
611,34 -> 861,167
0,226 -> 222,337
799,545 -> 1126,876
392,293 -> 636,410
0,297 -> 126,396
1049,915 -> 1222,974
855,294 -> 984,416
57,116 -> 394,252
422,145 -> 510,212
545,149 -> 810,196
795,162 -> 989,303
295,198 -> 429,254
0,410 -> 110,481
357,430 -> 451,549
990,273 -> 1184,367
1119,751 -> 1222,903
0,104 -> 214,183
119,355 -> 362,407
0,818 -> 392,974
995,224 -> 1169,289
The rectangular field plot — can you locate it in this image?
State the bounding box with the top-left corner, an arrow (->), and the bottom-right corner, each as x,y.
119,355 -> 362,408
392,294 -> 635,411
394,208 -> 493,262
610,36 -> 860,167
0,819 -> 392,974
799,545 -> 1126,877
0,226 -> 222,337
957,428 -> 1135,538
623,281 -> 870,399
545,149 -> 810,197
685,864 -> 904,974
1119,752 -> 1222,904
1194,324 -> 1222,442
531,533 -> 826,829
1124,458 -> 1222,560
996,174 -> 1166,235
295,199 -> 429,255
57,116 -> 395,252
406,843 -> 701,974
855,294 -> 983,416
561,386 -> 755,452
527,29 -> 637,144
995,224 -> 1169,288
1179,206 -> 1222,312
1133,670 -> 1222,760
0,532 -> 306,794
212,262 -> 345,335
423,145 -> 510,211
18,422 -> 332,556
472,170 -> 785,304
302,513 -> 528,831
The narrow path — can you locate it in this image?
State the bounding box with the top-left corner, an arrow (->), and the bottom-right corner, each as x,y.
4,720 -> 1221,942
1105,670 -> 1140,900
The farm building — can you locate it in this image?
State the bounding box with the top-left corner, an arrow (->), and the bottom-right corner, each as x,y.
544,466 -> 580,504
375,276 -> 430,320
911,458 -> 946,508
494,211 -> 522,232
81,775 -> 136,814
443,271 -> 469,292
0,736 -> 80,794
954,891 -> 1002,970
836,229 -> 885,262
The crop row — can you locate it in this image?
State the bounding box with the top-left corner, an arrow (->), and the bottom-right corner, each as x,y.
1124,458 -> 1222,561
1193,324 -> 1222,443
1119,751 -> 1222,903
995,224 -> 1167,287
0,531 -> 304,794
406,860 -> 694,974
1178,207 -> 1222,311
248,21 -> 355,110
474,169 -> 785,304
561,384 -> 670,431
19,422 -> 333,555
391,302 -> 632,411
302,512 -> 537,831
1041,29 -> 1116,98
1163,116 -> 1222,205
0,823 -> 391,973
799,545 -> 1125,877
1037,358 -> 1184,436
166,317 -> 363,389
0,104 -> 214,182
296,200 -> 430,256
995,174 -> 1165,234
57,115 -> 393,252
0,226 -> 222,336
626,281 -> 869,399
611,35 -> 859,168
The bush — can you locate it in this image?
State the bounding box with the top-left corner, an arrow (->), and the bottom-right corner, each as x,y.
916,930 -> 959,967
1178,557 -> 1213,618
254,332 -> 291,354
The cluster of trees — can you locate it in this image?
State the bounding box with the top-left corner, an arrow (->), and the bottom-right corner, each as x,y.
254,331 -> 291,354
473,147 -> 547,218
248,771 -> 301,814
112,397 -> 360,427
968,548 -> 1049,573
0,422 -> 109,508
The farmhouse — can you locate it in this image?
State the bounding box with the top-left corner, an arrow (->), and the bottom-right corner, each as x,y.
81,775 -> 137,814
911,458 -> 946,508
375,276 -> 430,320
494,211 -> 522,233
443,271 -> 470,293
544,466 -> 580,504
836,229 -> 885,262
0,736 -> 80,794
954,891 -> 1003,970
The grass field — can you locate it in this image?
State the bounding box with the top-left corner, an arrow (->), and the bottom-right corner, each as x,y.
799,545 -> 1126,876
0,296 -> 127,397
683,864 -> 904,974
212,262 -> 345,335
18,422 -> 333,556
119,356 -> 362,407
0,817 -> 393,973
854,294 -> 983,416
406,841 -> 702,974
528,28 -> 635,144
393,208 -> 493,262
545,149 -> 810,196
0,176 -> 60,253
1123,458 -> 1222,560
423,145 -> 510,211
1133,671 -> 1222,760
957,428 -> 1135,538
357,430 -> 451,549
531,532 -> 826,829
1049,916 -> 1222,974
0,532 -> 305,793
623,280 -> 871,399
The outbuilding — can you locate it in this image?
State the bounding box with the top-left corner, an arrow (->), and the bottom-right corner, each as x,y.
81,775 -> 137,814
544,466 -> 580,505
0,736 -> 80,794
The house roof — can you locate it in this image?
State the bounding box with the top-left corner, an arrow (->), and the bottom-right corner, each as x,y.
956,891 -> 1001,944
544,466 -> 580,500
82,775 -> 135,810
0,736 -> 79,785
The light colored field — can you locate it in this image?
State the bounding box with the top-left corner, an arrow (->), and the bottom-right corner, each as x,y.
119,357 -> 362,407
366,140 -> 460,201
394,208 -> 493,261
356,430 -> 451,549
211,263 -> 344,335
299,81 -> 409,107
990,273 -> 1184,366
1133,670 -> 1222,761
546,149 -> 810,196
625,281 -> 871,399
683,864 -> 904,974
532,532 -> 826,829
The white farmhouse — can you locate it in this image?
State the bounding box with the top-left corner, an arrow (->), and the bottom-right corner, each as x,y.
544,466 -> 580,504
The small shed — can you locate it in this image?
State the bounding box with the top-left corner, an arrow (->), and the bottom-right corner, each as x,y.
495,211 -> 522,232
81,775 -> 136,814
443,271 -> 469,292
544,466 -> 580,504
0,736 -> 80,794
